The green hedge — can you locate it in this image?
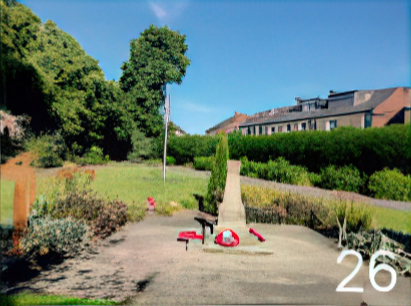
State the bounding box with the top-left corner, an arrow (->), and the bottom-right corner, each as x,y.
166,125 -> 410,176
368,168 -> 411,202
240,156 -> 312,186
316,165 -> 365,193
193,156 -> 214,171
230,125 -> 410,176
167,135 -> 218,165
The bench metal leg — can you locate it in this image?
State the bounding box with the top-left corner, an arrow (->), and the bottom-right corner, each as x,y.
202,224 -> 205,245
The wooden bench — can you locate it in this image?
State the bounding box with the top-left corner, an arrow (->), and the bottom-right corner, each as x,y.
194,212 -> 218,245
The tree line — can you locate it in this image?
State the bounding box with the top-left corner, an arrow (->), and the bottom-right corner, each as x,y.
0,0 -> 190,162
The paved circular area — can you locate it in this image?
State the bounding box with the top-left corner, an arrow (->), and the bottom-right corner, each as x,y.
17,210 -> 411,305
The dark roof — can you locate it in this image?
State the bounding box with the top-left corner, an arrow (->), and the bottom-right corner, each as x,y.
206,112 -> 248,134
239,87 -> 398,127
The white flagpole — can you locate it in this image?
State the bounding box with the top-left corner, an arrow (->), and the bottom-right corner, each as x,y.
163,93 -> 170,183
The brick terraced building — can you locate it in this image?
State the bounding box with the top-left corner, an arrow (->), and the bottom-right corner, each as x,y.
237,87 -> 410,135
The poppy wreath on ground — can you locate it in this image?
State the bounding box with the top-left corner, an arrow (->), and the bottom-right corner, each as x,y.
215,229 -> 239,247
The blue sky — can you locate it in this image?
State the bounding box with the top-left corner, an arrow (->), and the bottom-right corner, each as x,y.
21,0 -> 410,135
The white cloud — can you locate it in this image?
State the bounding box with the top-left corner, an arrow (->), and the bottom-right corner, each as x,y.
149,2 -> 167,20
180,101 -> 216,113
148,1 -> 189,24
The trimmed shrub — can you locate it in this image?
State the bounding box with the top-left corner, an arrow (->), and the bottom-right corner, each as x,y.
166,124 -> 410,176
25,132 -> 66,168
77,146 -> 108,165
193,156 -> 215,171
166,156 -> 176,165
368,168 -> 411,202
317,165 -> 365,193
204,133 -> 229,214
240,157 -> 312,186
167,134 -> 219,165
20,217 -> 87,259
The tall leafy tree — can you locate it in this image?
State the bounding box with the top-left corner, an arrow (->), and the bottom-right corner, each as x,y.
120,25 -> 190,137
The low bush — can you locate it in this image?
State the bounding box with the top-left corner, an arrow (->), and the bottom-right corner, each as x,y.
166,156 -> 176,165
50,192 -> 128,239
77,146 -> 108,166
142,159 -> 162,167
193,156 -> 214,171
332,200 -> 372,233
33,167 -> 96,213
317,165 -> 365,193
20,217 -> 87,259
240,157 -> 312,186
25,132 -> 66,168
368,168 -> 411,201
241,185 -> 373,232
33,166 -> 127,239
241,185 -> 329,228
127,202 -> 146,222
167,134 -> 218,165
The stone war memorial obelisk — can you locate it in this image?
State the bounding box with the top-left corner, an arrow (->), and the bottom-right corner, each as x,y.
207,160 -> 273,253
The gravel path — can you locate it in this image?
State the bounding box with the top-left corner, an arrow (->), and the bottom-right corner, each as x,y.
240,176 -> 411,211
12,210 -> 411,305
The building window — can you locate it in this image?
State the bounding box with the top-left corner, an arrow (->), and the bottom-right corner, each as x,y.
253,126 -> 256,135
301,122 -> 306,130
294,123 -> 298,131
247,126 -> 251,135
287,124 -> 291,132
278,126 -> 283,132
271,127 -> 275,133
330,120 -> 337,130
365,113 -> 372,128
259,125 -> 263,135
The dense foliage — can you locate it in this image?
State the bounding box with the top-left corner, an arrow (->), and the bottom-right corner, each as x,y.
32,167 -> 128,238
1,1 -> 190,162
165,125 -> 410,176
20,216 -> 88,259
368,168 -> 411,202
120,25 -> 190,138
230,125 -> 410,176
204,133 -> 229,214
316,165 -> 365,193
167,134 -> 218,165
241,185 -> 372,232
193,156 -> 215,171
25,133 -> 65,167
240,156 -> 312,186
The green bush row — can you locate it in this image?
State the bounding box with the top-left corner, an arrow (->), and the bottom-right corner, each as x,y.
241,185 -> 372,232
368,168 -> 411,202
167,134 -> 219,165
240,157 -> 410,201
25,133 -> 109,168
167,125 -> 411,176
193,156 -> 214,171
240,156 -> 312,186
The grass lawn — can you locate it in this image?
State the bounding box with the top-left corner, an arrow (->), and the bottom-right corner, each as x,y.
0,292 -> 118,305
91,163 -> 209,220
370,206 -> 411,233
1,179 -> 15,225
